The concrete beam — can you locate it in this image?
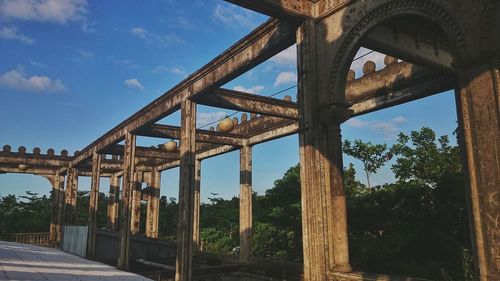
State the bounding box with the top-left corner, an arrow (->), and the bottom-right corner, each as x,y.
247,120 -> 298,146
363,25 -> 454,71
136,124 -> 245,146
0,153 -> 69,167
225,0 -> 313,22
103,145 -> 180,159
69,19 -> 295,167
0,166 -> 59,175
156,160 -> 180,171
197,145 -> 238,161
193,88 -> 298,119
350,74 -> 454,116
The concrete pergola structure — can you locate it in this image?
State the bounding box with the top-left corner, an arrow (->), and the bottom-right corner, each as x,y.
1,0 -> 499,280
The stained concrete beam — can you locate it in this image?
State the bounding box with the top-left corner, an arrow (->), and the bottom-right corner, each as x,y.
102,145 -> 180,160
225,0 -> 313,23
0,153 -> 69,167
135,124 -> 245,147
364,25 -> 454,71
193,88 -> 298,119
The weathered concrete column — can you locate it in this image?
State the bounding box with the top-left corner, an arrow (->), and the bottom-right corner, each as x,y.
455,62 -> 500,281
297,18 -> 351,281
146,169 -> 161,239
193,160 -> 201,250
239,145 -> 252,262
130,171 -> 142,235
64,167 -> 78,224
107,174 -> 120,231
175,98 -> 197,281
87,151 -> 102,258
323,117 -> 351,272
118,132 -> 136,270
49,173 -> 65,247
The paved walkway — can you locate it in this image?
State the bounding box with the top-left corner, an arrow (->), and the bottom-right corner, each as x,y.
0,241 -> 151,281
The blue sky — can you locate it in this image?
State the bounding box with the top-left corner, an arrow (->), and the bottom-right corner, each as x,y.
0,0 -> 458,202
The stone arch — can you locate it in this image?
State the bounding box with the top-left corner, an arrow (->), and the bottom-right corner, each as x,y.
328,0 -> 467,99
482,0 -> 500,52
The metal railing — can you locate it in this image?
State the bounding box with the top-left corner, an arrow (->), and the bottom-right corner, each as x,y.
12,232 -> 50,246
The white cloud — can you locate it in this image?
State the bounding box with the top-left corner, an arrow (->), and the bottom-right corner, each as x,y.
0,0 -> 88,24
392,116 -> 408,124
270,45 -> 297,67
0,69 -> 65,92
79,49 -> 94,58
213,3 -> 256,29
152,66 -> 187,77
124,78 -> 143,90
0,25 -> 34,45
29,60 -> 46,67
345,118 -> 367,128
106,55 -> 138,68
197,111 -> 227,128
130,27 -> 146,38
233,85 -> 264,94
274,72 -> 297,87
345,116 -> 408,139
130,26 -> 184,48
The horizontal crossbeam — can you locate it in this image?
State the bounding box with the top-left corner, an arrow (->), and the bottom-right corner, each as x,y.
224,0 -> 313,23
135,124 -> 245,146
102,145 -> 180,159
193,88 -> 298,119
363,25 -> 454,71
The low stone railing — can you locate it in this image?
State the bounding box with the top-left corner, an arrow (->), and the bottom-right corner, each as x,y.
12,232 -> 50,246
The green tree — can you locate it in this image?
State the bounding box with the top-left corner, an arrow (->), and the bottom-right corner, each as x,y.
158,196 -> 178,239
344,163 -> 367,198
343,139 -> 389,188
253,164 -> 302,261
390,127 -> 461,186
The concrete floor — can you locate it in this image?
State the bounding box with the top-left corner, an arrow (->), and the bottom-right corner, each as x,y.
0,241 -> 152,281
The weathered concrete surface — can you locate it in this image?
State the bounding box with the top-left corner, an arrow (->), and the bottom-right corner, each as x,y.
107,174 -> 120,231
145,170 -> 160,239
175,98 -> 197,281
456,64 -> 500,281
118,133 -> 136,270
87,151 -> 102,258
193,160 -> 201,250
239,145 -> 252,262
0,240 -> 151,281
